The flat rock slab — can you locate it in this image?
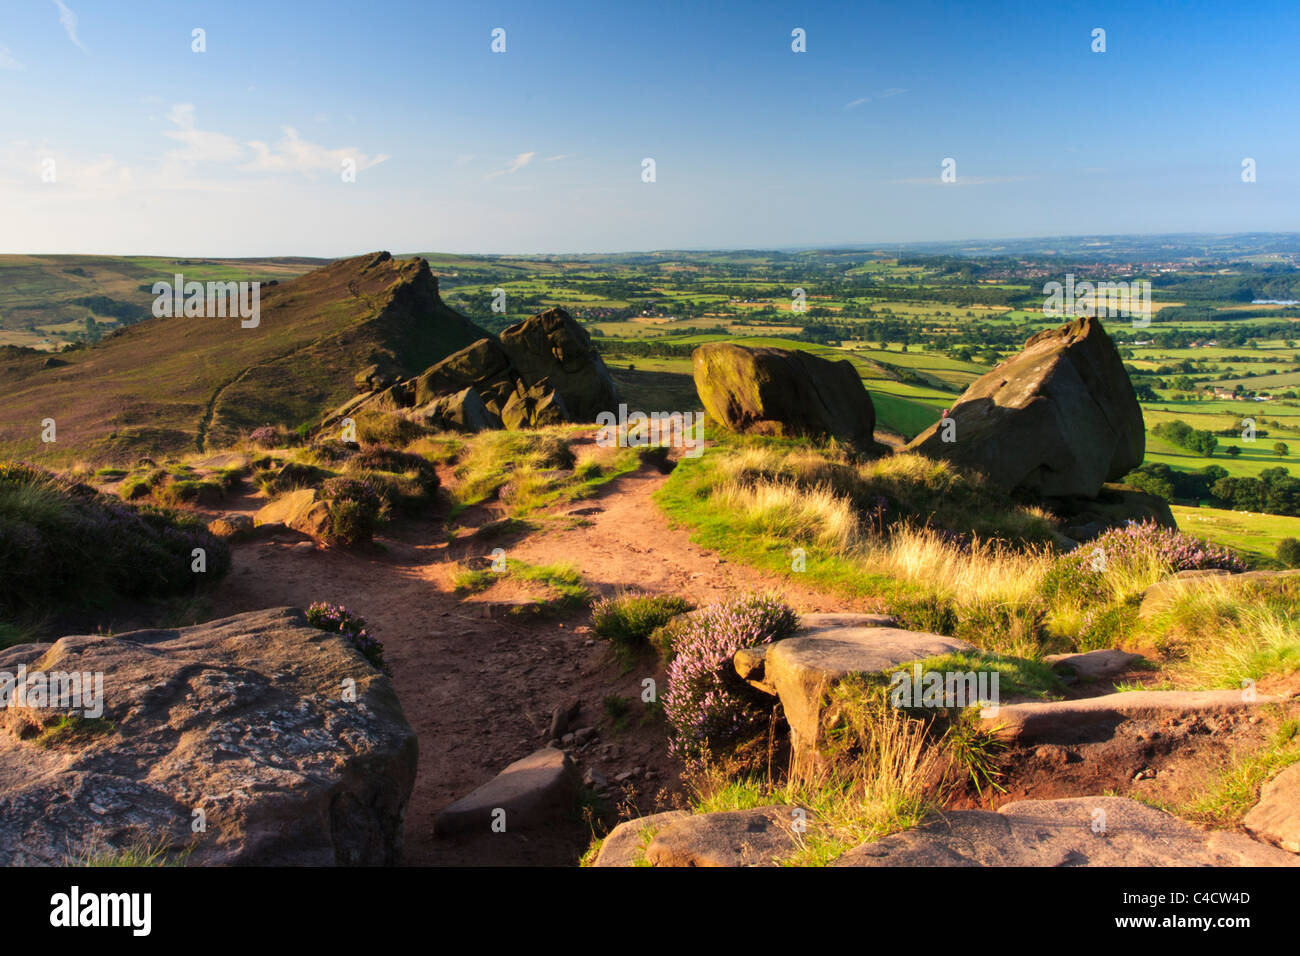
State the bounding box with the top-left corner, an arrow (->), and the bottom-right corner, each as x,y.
590,810 -> 691,867
766,620 -> 972,762
0,608 -> 417,866
1044,649 -> 1144,681
981,689 -> 1280,744
644,806 -> 802,867
833,796 -> 1299,867
434,747 -> 577,837
1244,762 -> 1300,854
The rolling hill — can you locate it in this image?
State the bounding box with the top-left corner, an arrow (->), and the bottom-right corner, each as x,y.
0,252 -> 488,465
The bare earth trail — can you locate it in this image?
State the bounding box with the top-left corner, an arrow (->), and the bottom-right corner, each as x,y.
207,461 -> 868,865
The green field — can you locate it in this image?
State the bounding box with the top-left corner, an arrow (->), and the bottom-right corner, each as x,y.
1172,504 -> 1300,565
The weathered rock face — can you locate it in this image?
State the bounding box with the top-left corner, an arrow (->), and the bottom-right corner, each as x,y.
749,613 -> 971,769
590,810 -> 691,867
414,338 -> 515,410
693,343 -> 876,445
418,386 -> 503,432
499,308 -> 620,422
833,796 -> 1298,867
907,317 -> 1144,498
643,806 -> 802,867
0,608 -> 418,866
1244,763 -> 1300,854
399,308 -> 619,431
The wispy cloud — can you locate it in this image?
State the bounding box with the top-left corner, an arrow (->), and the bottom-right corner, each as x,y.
844,87 -> 908,109
52,0 -> 86,52
243,127 -> 389,175
544,154 -> 574,162
485,151 -> 535,179
162,104 -> 388,177
163,104 -> 244,164
0,45 -> 22,70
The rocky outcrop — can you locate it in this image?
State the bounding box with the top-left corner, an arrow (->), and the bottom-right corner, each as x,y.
0,608 -> 418,866
692,343 -> 876,445
833,796 -> 1298,867
907,317 -> 1144,498
340,307 -> 620,433
499,308 -> 620,422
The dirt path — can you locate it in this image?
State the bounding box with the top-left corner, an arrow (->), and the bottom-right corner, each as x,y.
206,460 -> 864,865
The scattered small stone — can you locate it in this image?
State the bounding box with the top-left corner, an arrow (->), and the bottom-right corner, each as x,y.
614,771 -> 635,784
583,768 -> 608,789
574,726 -> 597,745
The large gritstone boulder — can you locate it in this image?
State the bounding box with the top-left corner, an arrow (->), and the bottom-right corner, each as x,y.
0,608 -> 418,866
498,307 -> 620,422
907,317 -> 1144,498
692,343 -> 876,445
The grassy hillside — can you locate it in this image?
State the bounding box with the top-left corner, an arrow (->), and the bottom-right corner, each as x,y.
0,252 -> 488,465
0,254 -> 325,349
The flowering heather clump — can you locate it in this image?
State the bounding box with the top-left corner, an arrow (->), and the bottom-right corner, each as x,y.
663,594 -> 799,759
306,601 -> 390,676
1040,520 -> 1247,608
1087,522 -> 1247,574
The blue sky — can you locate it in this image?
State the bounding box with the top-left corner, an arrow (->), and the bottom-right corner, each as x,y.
1,0 -> 1297,256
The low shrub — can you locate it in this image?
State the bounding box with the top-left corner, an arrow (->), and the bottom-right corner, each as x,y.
591,593 -> 693,648
1278,537 -> 1300,569
662,594 -> 799,759
306,602 -> 390,676
322,478 -> 382,548
0,462 -> 230,618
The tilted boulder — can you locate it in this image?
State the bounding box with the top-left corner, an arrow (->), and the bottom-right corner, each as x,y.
414,337 -> 516,413
499,308 -> 620,422
692,343 -> 876,445
0,608 -> 418,865
907,317 -> 1143,498
253,487 -> 331,540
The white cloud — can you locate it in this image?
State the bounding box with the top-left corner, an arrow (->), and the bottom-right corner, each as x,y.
485,151 -> 535,179
158,104 -> 388,177
52,0 -> 86,52
242,127 -> 389,175
163,104 -> 244,165
544,154 -> 574,162
0,45 -> 22,70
